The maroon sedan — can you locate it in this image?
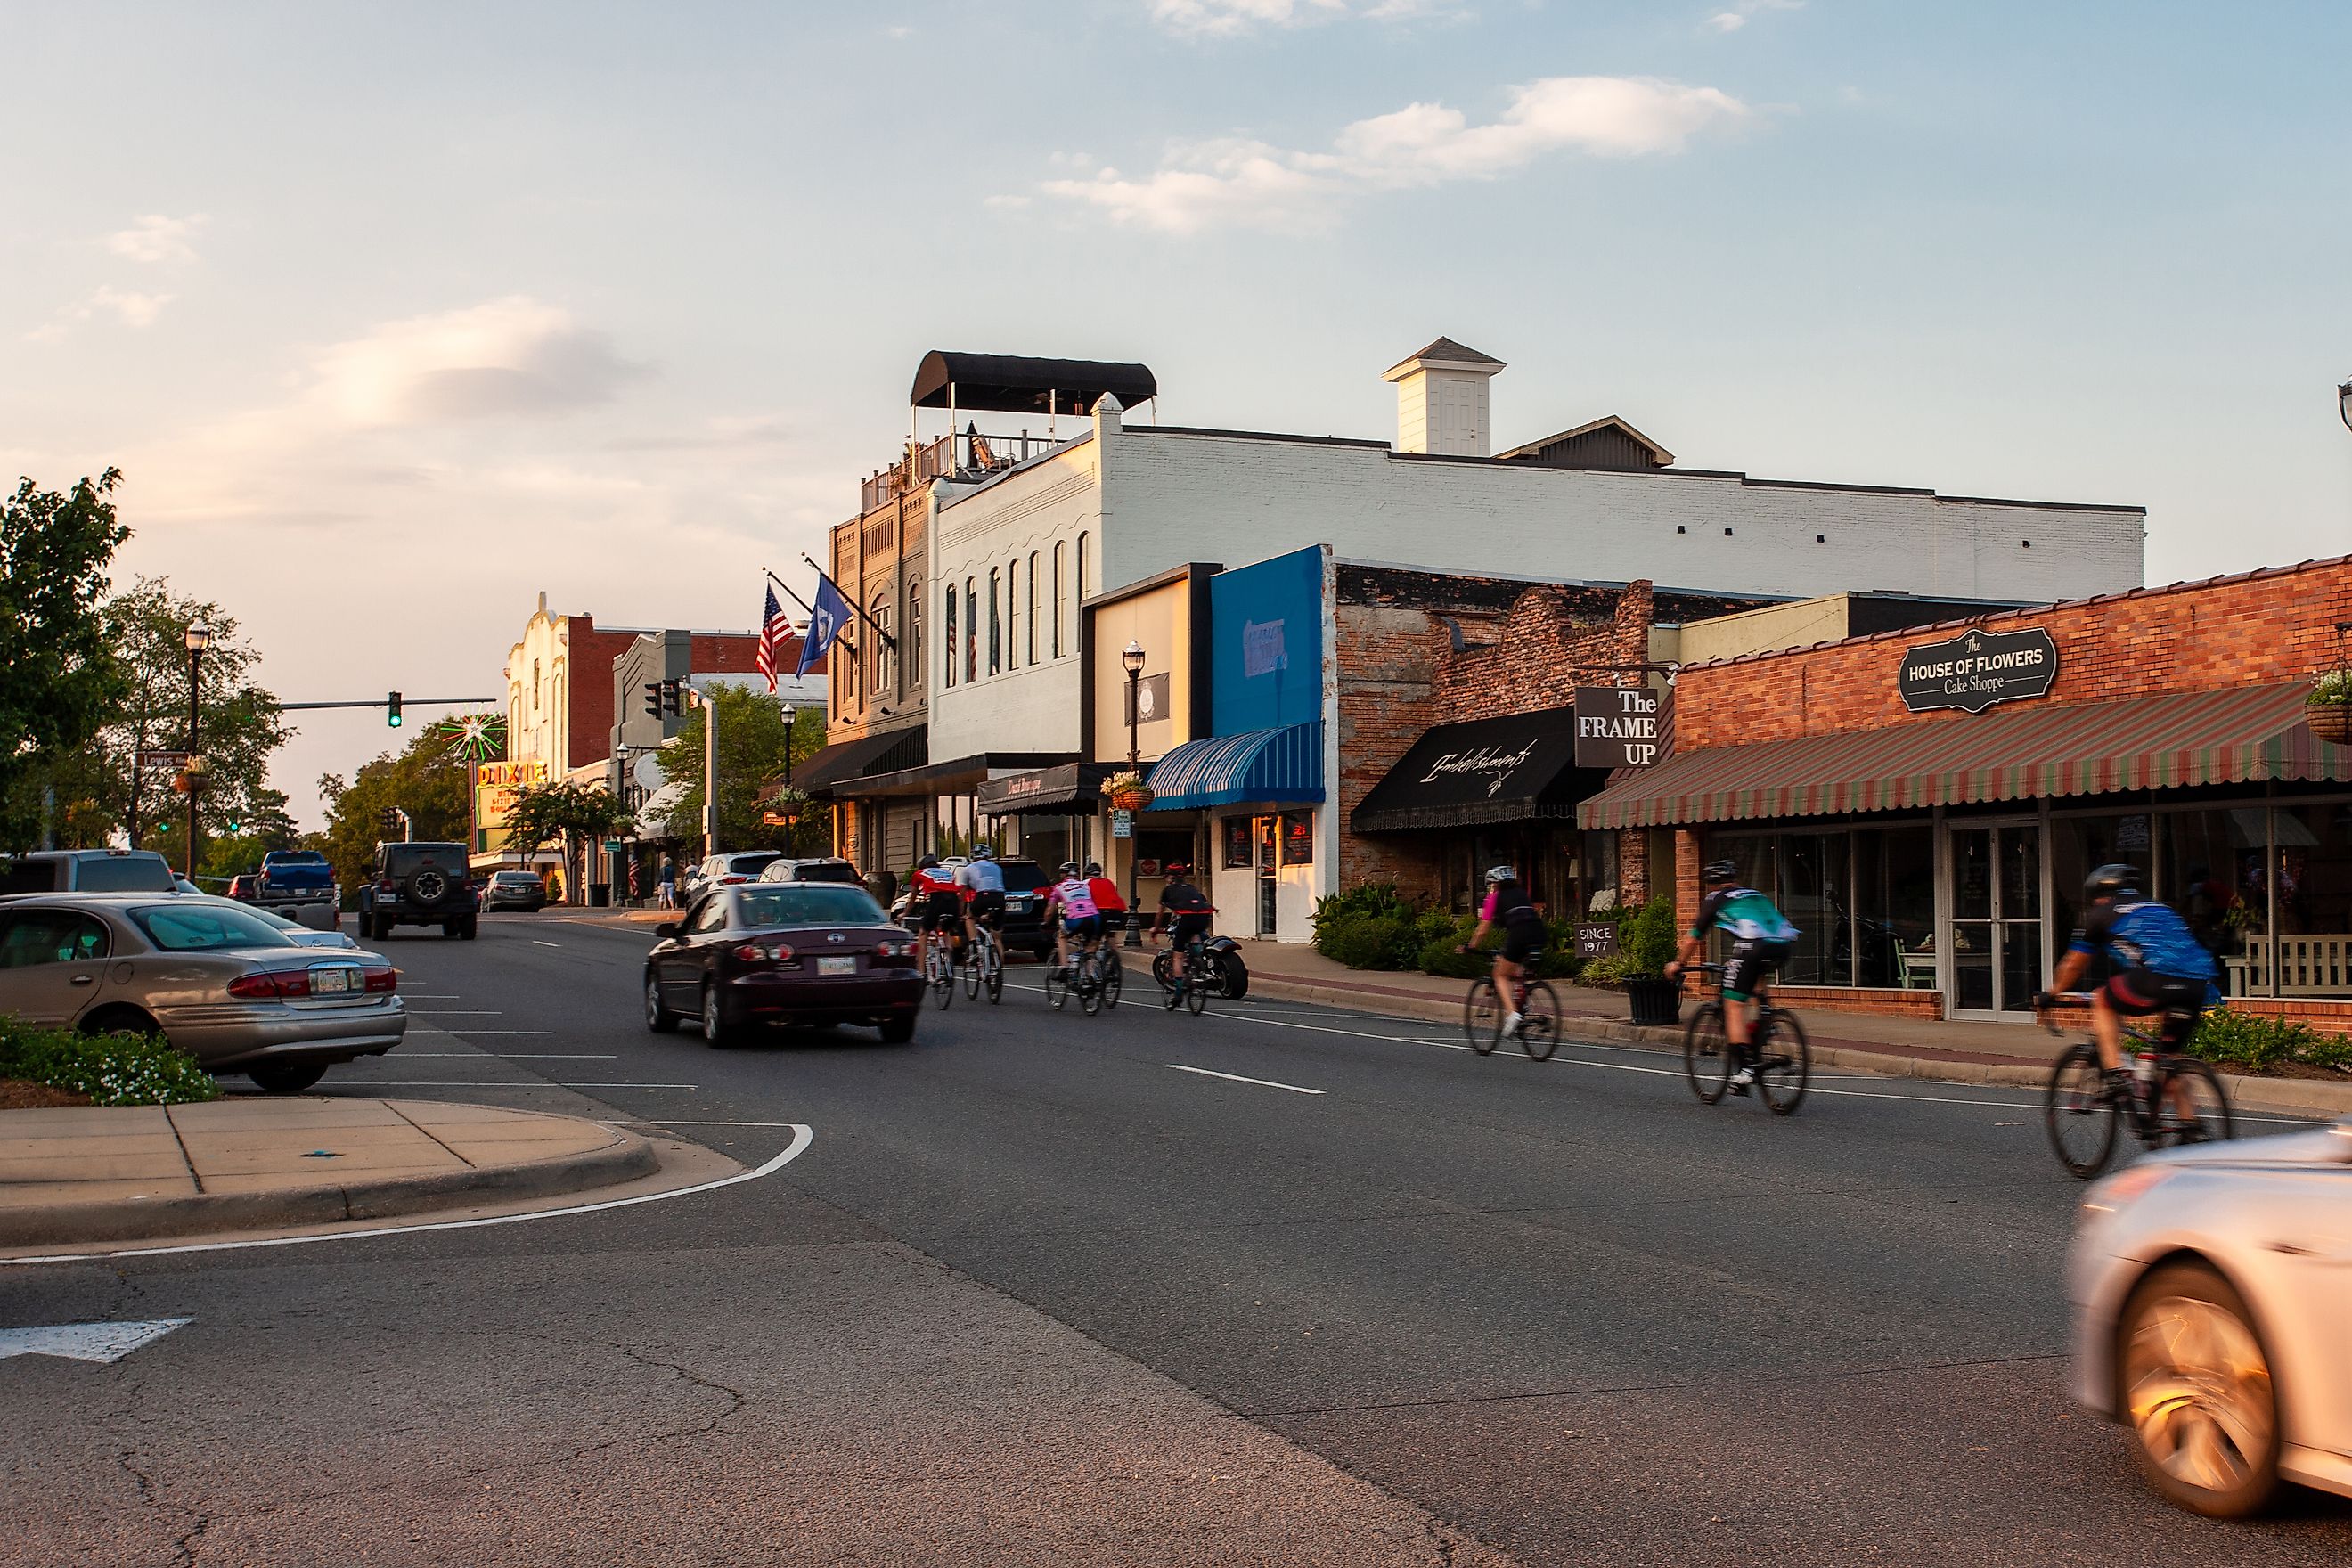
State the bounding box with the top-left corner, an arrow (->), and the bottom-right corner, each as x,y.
644,883 -> 923,1046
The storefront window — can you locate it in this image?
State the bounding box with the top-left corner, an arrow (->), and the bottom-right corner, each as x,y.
1777,832 -> 1850,987
2271,800 -> 2352,998
1852,826 -> 1935,988
1279,812 -> 1314,866
1223,816 -> 1253,870
1580,829 -> 1620,913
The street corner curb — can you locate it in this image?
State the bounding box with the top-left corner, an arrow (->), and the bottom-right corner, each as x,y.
0,1115 -> 658,1249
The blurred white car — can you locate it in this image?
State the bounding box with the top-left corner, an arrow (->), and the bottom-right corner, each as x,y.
2069,1119 -> 2352,1517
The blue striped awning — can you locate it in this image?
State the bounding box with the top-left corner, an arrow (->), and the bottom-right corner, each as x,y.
1144,723 -> 1323,811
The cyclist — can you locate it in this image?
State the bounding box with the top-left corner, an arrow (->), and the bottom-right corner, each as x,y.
956,842 -> 1008,954
2038,864 -> 2219,1082
1666,861 -> 1799,1094
1155,867 -> 1214,1004
1042,860 -> 1102,980
911,854 -> 962,969
1084,861 -> 1128,942
1459,865 -> 1548,1037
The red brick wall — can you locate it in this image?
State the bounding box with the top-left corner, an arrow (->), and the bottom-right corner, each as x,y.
1678,555 -> 2352,750
1772,985 -> 1947,1019
1335,603 -> 1445,899
2220,997 -> 2352,1040
566,617 -> 643,770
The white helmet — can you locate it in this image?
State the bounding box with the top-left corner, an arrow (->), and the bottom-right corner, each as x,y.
1484,865 -> 1517,885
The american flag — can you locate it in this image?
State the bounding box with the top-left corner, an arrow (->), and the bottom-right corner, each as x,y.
755,584 -> 792,693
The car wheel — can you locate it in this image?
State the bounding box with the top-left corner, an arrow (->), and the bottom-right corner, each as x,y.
249,1062 -> 328,1095
878,1012 -> 917,1044
460,917 -> 478,940
79,1006 -> 159,1041
645,974 -> 679,1033
2119,1260 -> 2281,1518
701,983 -> 736,1049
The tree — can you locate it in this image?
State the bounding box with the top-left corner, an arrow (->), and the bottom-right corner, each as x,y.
315,732 -> 470,896
103,578 -> 288,852
505,781 -> 633,901
657,689 -> 823,853
0,471 -> 131,851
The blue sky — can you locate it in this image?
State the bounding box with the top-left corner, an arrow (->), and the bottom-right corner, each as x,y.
5,1 -> 2349,825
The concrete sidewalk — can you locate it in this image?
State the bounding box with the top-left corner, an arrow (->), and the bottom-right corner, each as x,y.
1231,938 -> 2352,1120
0,1098 -> 656,1247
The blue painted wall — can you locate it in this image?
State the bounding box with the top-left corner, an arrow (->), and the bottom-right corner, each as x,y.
1210,546 -> 1324,735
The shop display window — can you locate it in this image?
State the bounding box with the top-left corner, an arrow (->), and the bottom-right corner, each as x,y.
1279,812 -> 1314,866
1223,816 -> 1254,870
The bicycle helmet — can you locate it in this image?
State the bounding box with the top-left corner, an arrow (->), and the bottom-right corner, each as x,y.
917,853 -> 940,870
2083,863 -> 2141,902
1701,860 -> 1741,886
1483,865 -> 1517,885
1084,862 -> 1104,877
1059,861 -> 1081,877
970,843 -> 995,861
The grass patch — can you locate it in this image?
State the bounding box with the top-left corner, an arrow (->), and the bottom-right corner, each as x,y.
0,1018 -> 219,1107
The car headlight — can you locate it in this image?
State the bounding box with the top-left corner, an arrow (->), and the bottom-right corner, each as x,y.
2081,1163 -> 2176,1220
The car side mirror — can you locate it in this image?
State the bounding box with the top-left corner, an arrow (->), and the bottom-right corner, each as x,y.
655,921 -> 681,941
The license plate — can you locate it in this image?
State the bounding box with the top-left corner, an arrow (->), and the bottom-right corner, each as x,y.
311,967 -> 359,994
819,955 -> 856,976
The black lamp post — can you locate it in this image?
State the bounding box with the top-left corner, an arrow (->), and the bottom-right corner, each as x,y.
183,620 -> 211,880
780,700 -> 798,853
1122,639 -> 1146,946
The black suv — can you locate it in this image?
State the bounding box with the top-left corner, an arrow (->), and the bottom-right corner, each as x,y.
359,841 -> 479,940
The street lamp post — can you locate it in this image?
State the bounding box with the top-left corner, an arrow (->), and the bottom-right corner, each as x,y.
182,620 -> 212,881
1122,639 -> 1146,947
2338,377 -> 2352,435
690,685 -> 716,862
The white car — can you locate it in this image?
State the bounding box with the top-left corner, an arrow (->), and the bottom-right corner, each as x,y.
2069,1118 -> 2352,1517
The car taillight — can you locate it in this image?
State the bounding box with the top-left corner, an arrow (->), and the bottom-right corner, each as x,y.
228,970 -> 311,1000
378,879 -> 398,893
363,967 -> 396,993
734,943 -> 795,964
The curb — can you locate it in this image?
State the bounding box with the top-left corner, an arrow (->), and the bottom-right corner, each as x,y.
0,1120 -> 658,1249
1241,974 -> 2352,1123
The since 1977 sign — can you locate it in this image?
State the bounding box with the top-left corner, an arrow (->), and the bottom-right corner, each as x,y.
1898,625 -> 2059,715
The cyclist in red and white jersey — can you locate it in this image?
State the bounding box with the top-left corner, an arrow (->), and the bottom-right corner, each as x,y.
1041,861 -> 1103,979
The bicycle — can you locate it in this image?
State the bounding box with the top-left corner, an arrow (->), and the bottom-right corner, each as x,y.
1045,935 -> 1120,1015
923,928 -> 957,1010
1163,928 -> 1217,1016
961,920 -> 1004,1005
1681,962 -> 1809,1114
1461,952 -> 1561,1062
2041,1005 -> 2234,1180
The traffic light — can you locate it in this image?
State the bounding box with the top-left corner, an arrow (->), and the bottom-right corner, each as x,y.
387,690 -> 404,727
660,678 -> 685,718
642,681 -> 663,719
379,807 -> 400,837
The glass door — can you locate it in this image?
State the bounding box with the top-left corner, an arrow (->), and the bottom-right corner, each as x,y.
1948,822 -> 2045,1017
1254,815 -> 1279,935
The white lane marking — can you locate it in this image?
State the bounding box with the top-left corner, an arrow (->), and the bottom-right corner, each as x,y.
609,1119 -> 805,1127
531,940 -> 561,948
437,1030 -> 555,1036
2,1128 -> 814,1267
0,1318 -> 192,1362
412,1009 -> 503,1016
338,1081 -> 698,1090
402,994 -> 463,1000
390,1053 -> 617,1060
1167,1064 -> 1327,1096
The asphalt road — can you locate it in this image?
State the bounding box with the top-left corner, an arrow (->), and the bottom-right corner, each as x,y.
8,911 -> 2349,1565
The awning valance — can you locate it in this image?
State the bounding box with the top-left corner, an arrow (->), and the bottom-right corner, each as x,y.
910,352 -> 1157,415
1352,705 -> 1611,833
1578,682 -> 2350,830
1145,723 -> 1322,812
630,780 -> 691,840
977,762 -> 1119,816
795,726 -> 927,796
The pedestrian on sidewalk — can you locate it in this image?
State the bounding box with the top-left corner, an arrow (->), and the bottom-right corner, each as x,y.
657,857 -> 677,910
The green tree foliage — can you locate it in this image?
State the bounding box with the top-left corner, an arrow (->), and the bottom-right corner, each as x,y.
657,689 -> 825,853
505,781 -> 633,862
315,732 -> 470,895
0,471 -> 132,851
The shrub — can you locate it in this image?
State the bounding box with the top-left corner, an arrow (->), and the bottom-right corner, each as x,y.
1311,884 -> 1414,955
1617,897 -> 1681,980
2185,1008 -> 2352,1076
0,1019 -> 218,1107
1321,913 -> 1419,971
1416,914 -> 1486,978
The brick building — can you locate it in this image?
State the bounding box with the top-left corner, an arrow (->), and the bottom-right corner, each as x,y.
1582,554 -> 2352,1033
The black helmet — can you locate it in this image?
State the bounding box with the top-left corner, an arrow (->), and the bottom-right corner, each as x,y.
918,854 -> 940,870
1702,860 -> 1740,886
1084,862 -> 1104,877
2084,863 -> 2141,902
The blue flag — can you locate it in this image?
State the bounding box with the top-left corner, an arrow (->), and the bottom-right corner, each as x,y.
798,573 -> 851,678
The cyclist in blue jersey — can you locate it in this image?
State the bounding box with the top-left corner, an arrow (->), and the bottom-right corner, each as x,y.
1666,861 -> 1800,1094
2038,863 -> 2219,1081
955,843 -> 1008,951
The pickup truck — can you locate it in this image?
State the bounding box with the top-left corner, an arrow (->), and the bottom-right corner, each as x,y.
247,849 -> 341,931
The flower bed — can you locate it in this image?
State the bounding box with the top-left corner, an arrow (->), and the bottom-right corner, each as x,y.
0,1019 -> 219,1107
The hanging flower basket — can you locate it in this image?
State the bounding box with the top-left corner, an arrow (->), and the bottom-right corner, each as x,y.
2309,663 -> 2352,747
1103,770 -> 1153,812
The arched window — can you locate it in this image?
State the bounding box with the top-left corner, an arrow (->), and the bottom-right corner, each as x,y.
906,576 -> 922,690
1005,558 -> 1019,671
943,583 -> 956,689
987,568 -> 1001,676
870,593 -> 889,695
1026,551 -> 1039,666
964,577 -> 977,683
1077,531 -> 1089,601
532,659 -> 542,711
1052,543 -> 1066,658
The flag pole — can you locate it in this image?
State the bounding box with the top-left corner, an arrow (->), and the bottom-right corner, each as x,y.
762,568 -> 816,621
800,553 -> 898,651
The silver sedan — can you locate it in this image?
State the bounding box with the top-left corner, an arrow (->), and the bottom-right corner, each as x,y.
2069,1118 -> 2352,1517
0,892 -> 405,1094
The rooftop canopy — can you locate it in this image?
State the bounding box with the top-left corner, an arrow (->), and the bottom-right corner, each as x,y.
910,351 -> 1157,415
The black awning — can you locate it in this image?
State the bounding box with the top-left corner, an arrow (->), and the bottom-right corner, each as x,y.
796,726 -> 927,796
910,351 -> 1157,415
1352,706 -> 1612,833
840,751 -> 1072,800
977,762 -> 1118,816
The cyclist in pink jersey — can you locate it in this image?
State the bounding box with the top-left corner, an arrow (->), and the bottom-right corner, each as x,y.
1042,861 -> 1103,979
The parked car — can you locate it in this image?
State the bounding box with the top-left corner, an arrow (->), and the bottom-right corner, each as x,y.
683,851 -> 783,901
0,893 -> 404,1093
0,849 -> 178,895
250,848 -> 339,930
225,873 -> 257,902
483,870 -> 549,912
755,857 -> 864,886
356,840 -> 479,940
2069,1120 -> 2352,1517
644,883 -> 921,1046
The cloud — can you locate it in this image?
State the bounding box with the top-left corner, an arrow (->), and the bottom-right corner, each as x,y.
1149,0 -> 1458,37
27,287 -> 176,341
304,296 -> 649,426
1706,0 -> 1801,32
108,213 -> 208,265
1040,75 -> 1749,233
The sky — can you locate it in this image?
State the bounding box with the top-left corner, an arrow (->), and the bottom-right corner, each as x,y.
6,0 -> 2350,830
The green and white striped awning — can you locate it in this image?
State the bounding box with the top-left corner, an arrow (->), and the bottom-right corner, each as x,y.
1579,682 -> 2348,830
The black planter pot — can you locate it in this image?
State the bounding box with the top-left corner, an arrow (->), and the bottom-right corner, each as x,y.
1624,977 -> 1683,1027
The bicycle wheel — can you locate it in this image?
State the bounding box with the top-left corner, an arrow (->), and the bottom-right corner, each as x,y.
1465,978 -> 1501,1055
1186,954 -> 1211,1016
1101,948 -> 1123,1010
1683,1003 -> 1731,1104
1754,1009 -> 1810,1115
1045,961 -> 1070,1011
1151,949 -> 1175,994
984,943 -> 1003,1004
2156,1058 -> 2234,1149
1079,955 -> 1103,1016
2046,1042 -> 2119,1180
928,946 -> 954,1010
962,939 -> 983,1000
1517,981 -> 1561,1062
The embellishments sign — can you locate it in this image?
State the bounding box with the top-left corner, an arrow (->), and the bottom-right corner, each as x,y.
1419,740 -> 1540,798
1898,626 -> 2059,715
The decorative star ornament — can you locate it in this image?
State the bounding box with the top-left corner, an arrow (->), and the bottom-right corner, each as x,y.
432,712 -> 507,761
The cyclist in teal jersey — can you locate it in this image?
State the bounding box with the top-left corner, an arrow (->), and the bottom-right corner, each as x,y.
1666,861 -> 1800,1093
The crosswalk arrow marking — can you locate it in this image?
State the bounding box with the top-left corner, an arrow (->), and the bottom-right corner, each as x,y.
0,1318 -> 192,1364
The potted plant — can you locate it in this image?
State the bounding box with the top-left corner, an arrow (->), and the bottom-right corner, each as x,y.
1613,897 -> 1685,1027
2307,668 -> 2352,746
1103,769 -> 1154,812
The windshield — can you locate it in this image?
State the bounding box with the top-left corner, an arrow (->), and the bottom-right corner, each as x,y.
76,855 -> 178,893
1000,861 -> 1049,893
793,862 -> 863,884
726,853 -> 780,874
385,844 -> 467,876
131,903 -> 298,951
492,872 -> 537,886
265,851 -> 327,864
736,886 -> 886,928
